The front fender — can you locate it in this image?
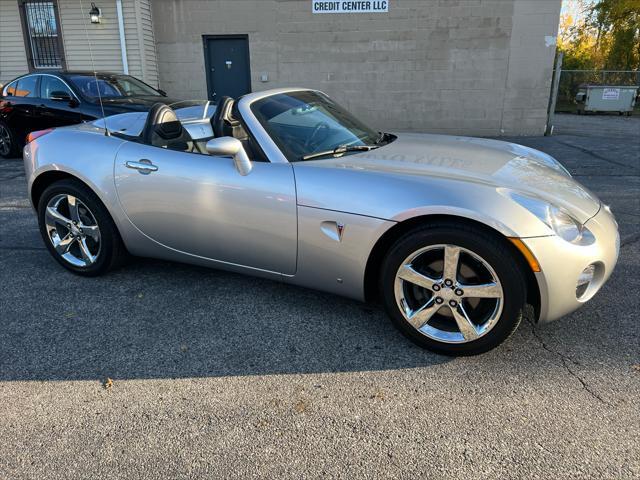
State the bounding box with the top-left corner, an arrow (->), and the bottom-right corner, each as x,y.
293,163 -> 552,239
390,205 -> 520,238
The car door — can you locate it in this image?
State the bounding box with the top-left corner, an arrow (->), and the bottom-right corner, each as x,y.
5,75 -> 42,140
38,75 -> 83,128
114,142 -> 298,275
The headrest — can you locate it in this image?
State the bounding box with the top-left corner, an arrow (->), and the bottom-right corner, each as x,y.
211,96 -> 234,137
142,103 -> 184,144
153,108 -> 183,140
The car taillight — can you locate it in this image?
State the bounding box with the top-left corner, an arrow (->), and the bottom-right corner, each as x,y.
26,128 -> 54,144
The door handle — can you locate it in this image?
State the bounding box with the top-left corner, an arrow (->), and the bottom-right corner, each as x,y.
126,160 -> 158,174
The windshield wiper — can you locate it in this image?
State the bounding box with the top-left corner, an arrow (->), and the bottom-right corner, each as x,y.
375,132 -> 390,145
301,144 -> 379,161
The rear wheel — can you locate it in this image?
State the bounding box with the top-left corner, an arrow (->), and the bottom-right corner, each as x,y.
0,120 -> 18,158
37,179 -> 126,276
380,223 -> 527,355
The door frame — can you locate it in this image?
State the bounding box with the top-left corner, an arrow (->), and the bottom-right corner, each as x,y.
202,34 -> 252,101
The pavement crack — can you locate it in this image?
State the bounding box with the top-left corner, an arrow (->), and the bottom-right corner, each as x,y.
555,139 -> 638,171
0,205 -> 32,210
0,174 -> 25,182
621,233 -> 640,248
527,319 -> 610,406
616,211 -> 640,218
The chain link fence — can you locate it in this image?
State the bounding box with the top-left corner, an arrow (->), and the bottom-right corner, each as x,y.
554,70 -> 640,113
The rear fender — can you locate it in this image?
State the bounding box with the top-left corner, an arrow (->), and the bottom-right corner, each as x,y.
24,127 -> 128,229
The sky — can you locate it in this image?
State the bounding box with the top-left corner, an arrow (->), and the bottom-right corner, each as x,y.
561,0 -> 596,19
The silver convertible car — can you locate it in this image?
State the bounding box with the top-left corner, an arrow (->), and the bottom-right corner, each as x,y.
23,88 -> 619,355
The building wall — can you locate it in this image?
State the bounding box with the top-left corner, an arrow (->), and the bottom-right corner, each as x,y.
0,0 -> 29,84
502,0 -> 562,134
0,0 -> 158,86
122,0 -> 159,87
152,0 -> 562,136
57,0 -> 124,73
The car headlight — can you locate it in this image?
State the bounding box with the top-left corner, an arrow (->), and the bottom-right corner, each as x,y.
508,192 -> 595,245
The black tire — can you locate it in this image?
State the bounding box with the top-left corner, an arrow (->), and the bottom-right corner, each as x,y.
37,179 -> 126,276
0,120 -> 19,159
380,222 -> 527,356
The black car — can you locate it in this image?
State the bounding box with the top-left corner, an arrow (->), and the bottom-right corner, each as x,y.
0,71 -> 175,158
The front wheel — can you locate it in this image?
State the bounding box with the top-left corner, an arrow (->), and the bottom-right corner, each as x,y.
380,223 -> 527,355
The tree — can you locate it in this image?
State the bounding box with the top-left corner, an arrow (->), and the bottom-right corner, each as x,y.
558,0 -> 640,71
591,0 -> 640,69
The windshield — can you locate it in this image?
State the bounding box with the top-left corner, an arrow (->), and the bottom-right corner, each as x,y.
169,100 -> 216,123
69,74 -> 161,100
250,91 -> 381,162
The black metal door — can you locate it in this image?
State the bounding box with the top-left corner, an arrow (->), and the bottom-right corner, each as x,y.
204,36 -> 251,101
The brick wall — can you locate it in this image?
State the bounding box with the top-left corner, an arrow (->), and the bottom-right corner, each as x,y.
152,0 -> 561,136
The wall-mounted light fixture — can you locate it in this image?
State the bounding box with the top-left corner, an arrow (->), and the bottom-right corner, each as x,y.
89,3 -> 102,24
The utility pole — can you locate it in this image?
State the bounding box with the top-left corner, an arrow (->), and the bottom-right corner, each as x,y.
546,52 -> 564,136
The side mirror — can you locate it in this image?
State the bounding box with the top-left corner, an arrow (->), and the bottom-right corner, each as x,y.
206,137 -> 252,176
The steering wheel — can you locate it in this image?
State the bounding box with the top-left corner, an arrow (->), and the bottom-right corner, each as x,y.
305,122 -> 330,149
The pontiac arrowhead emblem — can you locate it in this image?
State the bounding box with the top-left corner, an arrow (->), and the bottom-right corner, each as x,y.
336,222 -> 345,241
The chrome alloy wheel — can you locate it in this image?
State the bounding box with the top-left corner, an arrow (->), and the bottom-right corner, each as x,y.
44,194 -> 101,267
394,244 -> 503,344
0,124 -> 11,156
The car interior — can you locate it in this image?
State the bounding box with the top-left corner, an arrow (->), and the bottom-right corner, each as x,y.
140,103 -> 198,153
210,96 -> 258,160
128,97 -> 263,160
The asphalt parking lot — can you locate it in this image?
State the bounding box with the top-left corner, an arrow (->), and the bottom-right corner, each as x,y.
0,113 -> 638,479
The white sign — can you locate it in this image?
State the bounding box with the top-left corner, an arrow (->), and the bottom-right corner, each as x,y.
602,88 -> 620,100
312,1 -> 389,14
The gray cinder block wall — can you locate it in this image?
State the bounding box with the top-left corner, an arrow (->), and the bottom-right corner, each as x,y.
152,0 -> 562,136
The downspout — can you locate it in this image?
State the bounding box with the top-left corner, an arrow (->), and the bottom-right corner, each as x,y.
116,0 -> 129,74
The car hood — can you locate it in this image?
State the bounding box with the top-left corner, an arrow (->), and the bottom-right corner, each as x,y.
314,133 -> 601,222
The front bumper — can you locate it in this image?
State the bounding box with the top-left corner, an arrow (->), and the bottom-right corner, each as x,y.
522,205 -> 620,323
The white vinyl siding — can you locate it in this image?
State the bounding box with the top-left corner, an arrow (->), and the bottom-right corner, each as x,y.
139,0 -> 158,87
122,0 -> 158,86
0,0 -> 158,85
57,0 -> 123,72
0,1 -> 30,84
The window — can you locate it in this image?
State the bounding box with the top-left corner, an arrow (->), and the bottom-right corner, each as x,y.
12,76 -> 39,98
69,74 -> 160,99
3,81 -> 19,97
19,1 -> 65,70
40,75 -> 72,99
